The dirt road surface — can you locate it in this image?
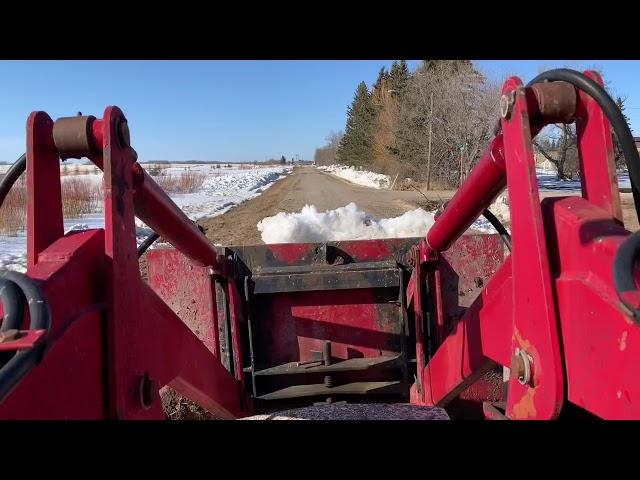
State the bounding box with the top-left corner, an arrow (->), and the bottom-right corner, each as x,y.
200,166 -> 450,246
200,166 -> 640,246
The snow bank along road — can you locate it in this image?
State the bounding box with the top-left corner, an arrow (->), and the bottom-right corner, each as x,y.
201,166 -> 450,246
0,165 -> 291,272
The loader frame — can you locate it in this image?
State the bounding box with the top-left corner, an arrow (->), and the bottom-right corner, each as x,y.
1,70 -> 639,419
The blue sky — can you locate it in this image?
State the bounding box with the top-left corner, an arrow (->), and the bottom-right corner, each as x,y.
0,60 -> 638,162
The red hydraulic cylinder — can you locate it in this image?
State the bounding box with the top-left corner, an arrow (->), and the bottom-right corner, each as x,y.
131,163 -> 222,270
426,135 -> 507,253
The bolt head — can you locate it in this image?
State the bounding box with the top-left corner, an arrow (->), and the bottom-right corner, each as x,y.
511,348 -> 532,386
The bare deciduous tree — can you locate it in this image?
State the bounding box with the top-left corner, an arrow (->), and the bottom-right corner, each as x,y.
533,124 -> 580,180
314,131 -> 344,166
395,61 -> 501,188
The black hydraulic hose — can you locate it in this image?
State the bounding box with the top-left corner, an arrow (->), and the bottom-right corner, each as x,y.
0,349 -> 41,403
137,221 -> 205,258
0,154 -> 26,208
137,232 -> 160,258
0,279 -> 25,332
2,271 -> 51,331
482,209 -> 511,252
439,200 -> 512,251
613,230 -> 640,324
0,271 -> 51,403
526,69 -> 640,223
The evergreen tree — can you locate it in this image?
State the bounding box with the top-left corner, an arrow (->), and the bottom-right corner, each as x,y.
613,96 -> 630,169
337,81 -> 376,167
388,60 -> 410,95
280,155 -> 286,165
373,67 -> 389,93
617,96 -> 630,124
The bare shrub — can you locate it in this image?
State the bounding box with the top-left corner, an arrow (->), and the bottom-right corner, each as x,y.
0,174 -> 27,235
314,131 -> 343,166
147,164 -> 164,176
155,171 -> 206,193
61,177 -> 103,218
0,175 -> 102,235
396,61 -> 501,189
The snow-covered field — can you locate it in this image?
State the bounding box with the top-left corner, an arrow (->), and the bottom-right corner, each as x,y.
318,164 -> 391,189
0,164 -> 291,272
168,167 -> 289,219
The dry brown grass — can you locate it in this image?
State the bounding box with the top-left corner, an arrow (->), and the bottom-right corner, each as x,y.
155,171 -> 206,194
0,174 -> 102,235
160,386 -> 218,420
61,177 -> 103,218
0,175 -> 27,235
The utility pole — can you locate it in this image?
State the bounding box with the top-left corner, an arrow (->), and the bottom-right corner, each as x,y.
426,92 -> 433,191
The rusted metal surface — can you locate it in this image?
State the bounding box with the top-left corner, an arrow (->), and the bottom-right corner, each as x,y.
438,234 -> 505,331
233,239 -> 416,271
214,279 -> 232,373
52,115 -> 100,159
257,380 -> 403,401
0,329 -> 46,351
233,239 -> 412,406
252,264 -> 400,294
146,249 -> 219,356
254,354 -> 402,376
528,81 -> 577,124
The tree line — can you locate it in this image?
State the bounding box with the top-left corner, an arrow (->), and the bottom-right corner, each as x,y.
315,60 -> 501,189
316,60 -> 630,186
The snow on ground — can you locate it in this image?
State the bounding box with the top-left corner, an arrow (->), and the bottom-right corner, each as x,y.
0,165 -> 291,272
168,167 -> 290,220
318,164 -> 391,189
537,169 -> 630,191
466,193 -> 512,234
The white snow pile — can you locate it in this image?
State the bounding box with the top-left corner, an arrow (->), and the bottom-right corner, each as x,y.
257,202 -> 435,244
318,164 -> 391,189
258,193 -> 512,244
468,193 -> 511,234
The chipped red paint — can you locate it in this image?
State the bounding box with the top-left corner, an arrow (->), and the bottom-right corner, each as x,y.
147,249 -> 220,357
6,72 -> 640,420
